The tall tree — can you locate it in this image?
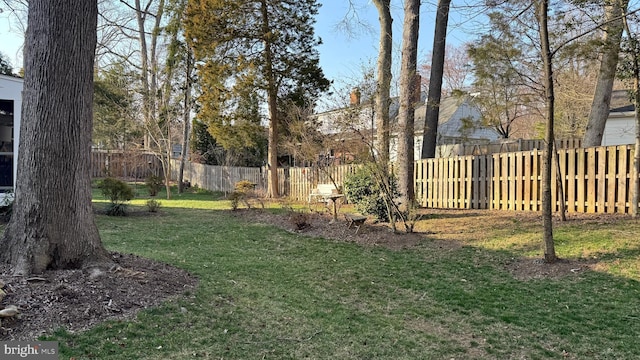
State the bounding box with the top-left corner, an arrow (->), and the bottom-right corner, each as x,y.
185,0 -> 329,197
537,0 -> 558,263
396,0 -> 420,209
93,62 -> 140,150
583,0 -> 629,147
618,14 -> 640,217
372,0 -> 392,165
420,44 -> 473,96
0,0 -> 112,275
421,0 -> 451,159
468,32 -> 534,139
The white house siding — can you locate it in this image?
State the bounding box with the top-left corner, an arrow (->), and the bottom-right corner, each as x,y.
602,112 -> 635,146
0,74 -> 23,199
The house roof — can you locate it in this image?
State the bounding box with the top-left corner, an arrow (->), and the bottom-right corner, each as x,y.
414,96 -> 468,127
315,93 -> 496,141
610,90 -> 635,113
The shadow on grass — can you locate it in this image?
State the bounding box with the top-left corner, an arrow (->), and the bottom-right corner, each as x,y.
69,200 -> 640,359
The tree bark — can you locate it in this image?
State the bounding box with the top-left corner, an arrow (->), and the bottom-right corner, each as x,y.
537,0 -> 557,263
397,0 -> 420,208
0,0 -> 112,275
633,79 -> 640,217
372,0 -> 392,166
583,0 -> 628,147
261,0 -> 280,197
421,0 -> 451,159
179,52 -> 193,194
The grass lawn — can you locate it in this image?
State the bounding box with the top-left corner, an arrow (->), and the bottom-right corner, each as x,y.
38,187 -> 640,359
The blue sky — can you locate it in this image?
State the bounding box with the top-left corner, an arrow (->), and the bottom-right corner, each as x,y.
315,1 -> 485,85
0,1 -> 485,85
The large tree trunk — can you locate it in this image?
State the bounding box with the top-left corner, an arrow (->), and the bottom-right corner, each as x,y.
261,0 -> 279,197
583,0 -> 628,147
372,0 -> 392,166
0,0 -> 112,275
421,0 -> 451,159
622,15 -> 640,217
537,0 -> 557,263
397,0 -> 420,208
633,79 -> 640,217
178,53 -> 193,194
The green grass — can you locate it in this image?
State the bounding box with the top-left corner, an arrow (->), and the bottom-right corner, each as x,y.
39,191 -> 640,359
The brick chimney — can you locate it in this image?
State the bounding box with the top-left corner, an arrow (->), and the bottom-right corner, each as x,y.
349,88 -> 361,106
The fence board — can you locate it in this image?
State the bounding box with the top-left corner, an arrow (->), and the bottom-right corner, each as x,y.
567,149 -> 576,213
618,147 -> 629,213
586,148 -> 596,212
607,147 -> 617,212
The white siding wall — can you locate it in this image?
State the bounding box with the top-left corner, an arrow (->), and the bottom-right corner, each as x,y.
602,114 -> 635,146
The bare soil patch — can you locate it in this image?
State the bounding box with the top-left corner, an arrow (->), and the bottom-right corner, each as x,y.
0,252 -> 197,341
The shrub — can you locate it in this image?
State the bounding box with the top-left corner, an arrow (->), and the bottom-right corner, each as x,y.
229,180 -> 263,210
234,180 -> 256,193
0,191 -> 14,221
289,211 -> 311,231
104,202 -> 129,216
343,165 -> 398,222
98,178 -> 134,216
145,174 -> 164,196
229,191 -> 243,211
146,199 -> 161,212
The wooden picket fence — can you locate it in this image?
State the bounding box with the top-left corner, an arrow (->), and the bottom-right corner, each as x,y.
91,150 -> 161,179
437,138 -> 582,157
169,159 -> 264,193
415,145 -> 638,214
279,165 -> 360,202
169,144 -> 639,215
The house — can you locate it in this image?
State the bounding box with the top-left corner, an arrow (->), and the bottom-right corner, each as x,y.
313,92 -> 499,163
0,74 -> 22,199
602,90 -> 636,146
393,94 -> 500,160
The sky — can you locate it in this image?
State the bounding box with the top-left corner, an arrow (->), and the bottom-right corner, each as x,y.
0,1 -> 487,92
315,1 -> 486,87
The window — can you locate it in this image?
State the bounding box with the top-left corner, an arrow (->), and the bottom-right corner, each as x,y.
0,100 -> 14,192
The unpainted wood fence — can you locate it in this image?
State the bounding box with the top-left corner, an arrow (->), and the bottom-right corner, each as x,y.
169,145 -> 639,215
91,151 -> 161,179
437,138 -> 582,157
169,159 -> 264,193
415,145 -> 638,214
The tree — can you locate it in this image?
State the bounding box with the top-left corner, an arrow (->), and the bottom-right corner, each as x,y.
0,0 -> 112,275
190,119 -> 221,164
618,14 -> 640,217
537,0 -> 558,263
190,118 -> 267,167
0,52 -> 13,75
372,0 -> 392,166
583,0 -> 629,147
162,0 -> 195,194
93,62 -> 141,150
420,44 -> 473,96
178,50 -> 193,193
468,32 -> 534,139
396,0 -> 420,211
421,0 -> 451,159
185,0 -> 329,197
